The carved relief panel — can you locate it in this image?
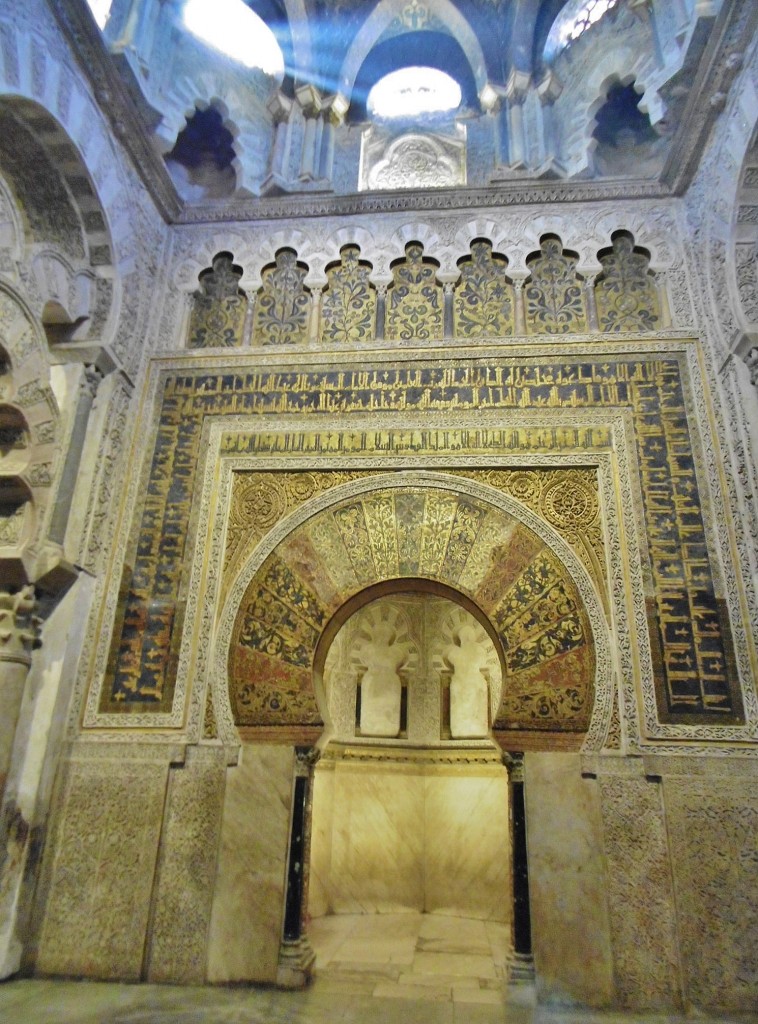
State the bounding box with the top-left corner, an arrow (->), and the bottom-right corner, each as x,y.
525,235 -> 587,334
385,243 -> 443,341
187,252 -> 246,349
252,248 -> 309,346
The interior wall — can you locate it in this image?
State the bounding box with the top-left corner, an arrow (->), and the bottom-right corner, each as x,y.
524,752 -> 614,1008
207,742 -> 294,984
309,758 -> 510,923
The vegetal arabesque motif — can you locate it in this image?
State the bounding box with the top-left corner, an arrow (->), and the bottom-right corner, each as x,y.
252,248 -> 309,346
595,231 -> 660,332
525,235 -> 587,334
454,239 -> 514,337
320,245 -> 376,343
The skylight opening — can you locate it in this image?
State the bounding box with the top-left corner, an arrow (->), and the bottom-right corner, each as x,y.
86,0 -> 113,30
183,0 -> 285,76
544,0 -> 620,61
367,67 -> 462,120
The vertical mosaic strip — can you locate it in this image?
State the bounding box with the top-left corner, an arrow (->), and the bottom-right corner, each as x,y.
595,232 -> 660,333
320,245 -> 376,343
525,235 -> 587,334
454,239 -> 514,337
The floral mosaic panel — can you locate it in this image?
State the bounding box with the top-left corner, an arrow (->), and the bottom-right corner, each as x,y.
454,240 -> 514,337
188,253 -> 246,349
525,235 -> 587,334
320,245 -> 376,344
595,232 -> 661,333
385,242 -> 443,341
252,248 -> 309,346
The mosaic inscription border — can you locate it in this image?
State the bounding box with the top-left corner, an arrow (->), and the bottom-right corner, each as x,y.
81,343 -> 756,748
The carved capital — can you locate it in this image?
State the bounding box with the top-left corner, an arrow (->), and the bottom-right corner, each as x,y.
267,90 -> 293,123
81,364 -> 104,401
0,586 -> 41,666
294,745 -> 320,775
745,347 -> 758,387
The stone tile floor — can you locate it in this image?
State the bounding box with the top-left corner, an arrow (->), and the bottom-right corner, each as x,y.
1,977 -> 757,1024
0,914 -> 755,1023
309,912 -> 510,1005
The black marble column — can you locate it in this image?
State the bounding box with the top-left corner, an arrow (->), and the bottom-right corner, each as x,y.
507,752 -> 534,982
277,746 -> 317,988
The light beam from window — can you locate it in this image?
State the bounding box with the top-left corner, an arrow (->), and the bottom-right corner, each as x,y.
367,67 -> 462,119
544,0 -> 620,61
86,0 -> 113,30
183,0 -> 285,76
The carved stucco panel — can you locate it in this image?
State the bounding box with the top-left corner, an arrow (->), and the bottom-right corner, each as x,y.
664,775 -> 758,1013
598,772 -> 680,1009
147,748 -> 227,984
36,756 -> 168,980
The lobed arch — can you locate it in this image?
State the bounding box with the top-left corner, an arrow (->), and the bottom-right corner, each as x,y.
0,280 -> 62,566
557,41 -> 662,177
0,97 -> 113,272
213,471 -> 614,752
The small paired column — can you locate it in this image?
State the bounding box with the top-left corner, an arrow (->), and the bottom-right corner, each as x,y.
277,745 -> 319,988
504,70 -> 531,170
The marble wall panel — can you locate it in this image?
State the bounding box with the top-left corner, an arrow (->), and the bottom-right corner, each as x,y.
307,762 -> 334,920
36,753 -> 168,980
309,760 -> 509,921
423,766 -> 510,922
146,747 -> 226,984
323,761 -> 425,915
597,767 -> 680,1009
207,743 -> 293,984
664,772 -> 758,1014
524,752 -> 614,1008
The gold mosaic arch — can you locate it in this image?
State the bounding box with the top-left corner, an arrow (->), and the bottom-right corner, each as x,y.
226,478 -> 603,740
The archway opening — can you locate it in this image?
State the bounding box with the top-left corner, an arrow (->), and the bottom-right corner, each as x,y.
307,587 -> 512,995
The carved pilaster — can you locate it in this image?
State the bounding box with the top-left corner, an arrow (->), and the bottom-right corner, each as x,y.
308,287 -> 323,344
443,280 -> 455,339
504,70 -> 531,170
0,586 -> 40,793
585,276 -> 600,331
375,283 -> 388,341
745,347 -> 758,388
